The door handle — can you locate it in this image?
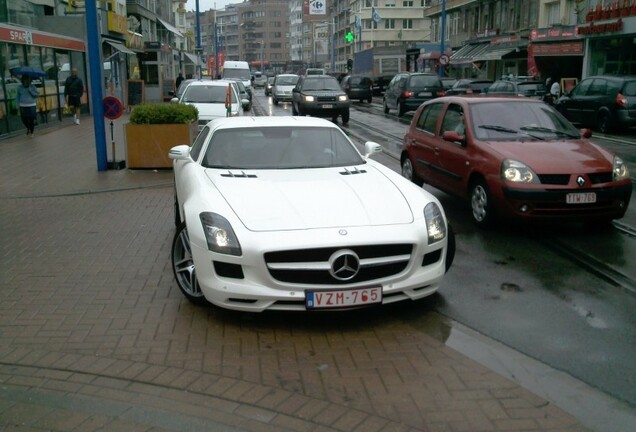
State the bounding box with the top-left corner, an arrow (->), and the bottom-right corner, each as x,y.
434,147 -> 440,155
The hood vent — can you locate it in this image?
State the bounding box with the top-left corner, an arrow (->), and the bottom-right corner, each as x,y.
220,171 -> 257,178
339,167 -> 367,176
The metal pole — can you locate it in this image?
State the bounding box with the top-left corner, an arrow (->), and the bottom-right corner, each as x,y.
196,0 -> 201,77
439,0 -> 447,77
214,22 -> 219,78
85,0 -> 107,171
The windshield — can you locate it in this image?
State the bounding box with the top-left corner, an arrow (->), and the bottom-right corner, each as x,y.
410,75 -> 441,87
302,77 -> 341,91
183,85 -> 237,104
470,101 -> 580,140
276,76 -> 299,86
202,126 -> 364,169
222,68 -> 251,80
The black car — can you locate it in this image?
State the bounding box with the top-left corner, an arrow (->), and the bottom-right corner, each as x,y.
291,75 -> 350,123
226,78 -> 252,111
445,79 -> 493,96
372,74 -> 394,95
485,79 -> 547,100
556,75 -> 636,133
341,75 -> 373,103
382,73 -> 445,117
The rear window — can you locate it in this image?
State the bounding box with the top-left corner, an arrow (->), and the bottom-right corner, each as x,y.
517,82 -> 546,95
622,80 -> 636,96
350,77 -> 371,86
410,75 -> 441,87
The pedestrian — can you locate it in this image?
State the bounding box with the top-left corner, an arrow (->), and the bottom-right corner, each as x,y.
176,72 -> 184,90
550,78 -> 561,100
16,74 -> 39,137
64,67 -> 84,125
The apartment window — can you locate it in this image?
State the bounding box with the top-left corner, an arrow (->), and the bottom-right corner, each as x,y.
403,0 -> 414,5
385,19 -> 395,28
403,19 -> 413,29
366,0 -> 379,6
431,18 -> 438,42
546,1 -> 560,25
386,0 -> 396,7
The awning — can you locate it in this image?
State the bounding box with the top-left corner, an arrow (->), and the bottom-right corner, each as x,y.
157,18 -> 183,38
26,0 -> 55,6
476,47 -> 517,61
105,40 -> 135,55
183,52 -> 201,65
449,43 -> 489,65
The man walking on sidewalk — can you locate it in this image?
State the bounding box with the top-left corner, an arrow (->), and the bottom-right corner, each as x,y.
64,68 -> 84,125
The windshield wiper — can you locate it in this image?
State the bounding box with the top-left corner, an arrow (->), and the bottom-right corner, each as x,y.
479,124 -> 545,140
520,126 -> 579,138
478,125 -> 519,134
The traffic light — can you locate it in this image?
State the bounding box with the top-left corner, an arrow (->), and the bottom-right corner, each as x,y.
347,58 -> 353,72
345,31 -> 355,43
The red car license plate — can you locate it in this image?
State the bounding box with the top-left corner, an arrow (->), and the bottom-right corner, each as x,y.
566,192 -> 596,204
306,287 -> 382,309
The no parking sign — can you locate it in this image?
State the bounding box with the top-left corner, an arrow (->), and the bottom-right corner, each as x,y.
103,96 -> 123,120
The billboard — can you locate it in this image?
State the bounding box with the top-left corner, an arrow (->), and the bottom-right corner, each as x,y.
304,0 -> 327,16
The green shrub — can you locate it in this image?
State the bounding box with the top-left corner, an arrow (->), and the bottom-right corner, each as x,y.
129,103 -> 198,124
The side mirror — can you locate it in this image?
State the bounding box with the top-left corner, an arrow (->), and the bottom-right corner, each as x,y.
364,141 -> 383,158
170,97 -> 179,103
442,130 -> 465,144
169,145 -> 191,160
581,128 -> 593,138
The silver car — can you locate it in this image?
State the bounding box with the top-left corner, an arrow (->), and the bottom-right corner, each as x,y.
272,74 -> 299,105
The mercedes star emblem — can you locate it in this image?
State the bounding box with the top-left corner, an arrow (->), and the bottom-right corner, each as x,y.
329,249 -> 360,281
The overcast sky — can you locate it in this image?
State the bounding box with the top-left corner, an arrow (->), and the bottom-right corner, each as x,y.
184,0 -> 242,12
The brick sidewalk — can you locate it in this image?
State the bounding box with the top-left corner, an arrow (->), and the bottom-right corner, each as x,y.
0,113 -> 588,431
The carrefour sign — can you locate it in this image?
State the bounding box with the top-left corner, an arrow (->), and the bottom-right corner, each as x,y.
310,0 -> 326,15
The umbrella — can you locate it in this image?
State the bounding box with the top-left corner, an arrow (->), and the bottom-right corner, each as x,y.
10,66 -> 46,78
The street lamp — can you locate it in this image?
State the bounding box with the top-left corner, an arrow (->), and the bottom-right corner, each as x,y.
439,0 -> 447,77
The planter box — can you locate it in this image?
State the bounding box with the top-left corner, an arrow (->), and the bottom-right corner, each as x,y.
126,121 -> 198,169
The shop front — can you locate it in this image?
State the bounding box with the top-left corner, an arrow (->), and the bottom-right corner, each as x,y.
448,34 -> 528,80
0,23 -> 86,137
528,26 -> 584,88
576,15 -> 636,77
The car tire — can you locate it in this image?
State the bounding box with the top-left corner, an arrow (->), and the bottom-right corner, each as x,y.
401,155 -> 424,187
273,98 -> 278,105
341,110 -> 350,124
383,98 -> 390,114
292,102 -> 298,115
171,222 -> 206,305
597,111 -> 612,134
398,100 -> 406,117
368,96 -> 373,103
470,179 -> 494,228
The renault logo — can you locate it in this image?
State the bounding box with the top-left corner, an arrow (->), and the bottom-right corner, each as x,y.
329,249 -> 360,281
577,176 -> 586,187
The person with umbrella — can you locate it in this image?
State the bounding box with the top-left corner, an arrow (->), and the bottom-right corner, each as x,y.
64,68 -> 84,125
16,74 -> 39,137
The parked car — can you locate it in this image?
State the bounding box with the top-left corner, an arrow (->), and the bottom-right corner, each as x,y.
400,96 -> 632,227
225,78 -> 252,111
169,116 -> 455,311
372,75 -> 394,95
485,79 -> 547,99
556,75 -> 636,133
272,74 -> 299,105
171,80 -> 244,129
383,73 -> 445,117
264,76 -> 275,96
252,71 -> 267,88
291,74 -> 350,123
341,75 -> 373,103
441,78 -> 458,90
445,79 -> 493,96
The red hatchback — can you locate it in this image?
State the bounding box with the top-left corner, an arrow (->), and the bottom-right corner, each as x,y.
400,96 -> 632,227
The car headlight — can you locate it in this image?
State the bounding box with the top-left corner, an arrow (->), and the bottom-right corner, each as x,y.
338,95 -> 348,101
304,95 -> 315,102
613,156 -> 630,181
501,159 -> 539,183
199,212 -> 242,256
424,203 -> 447,244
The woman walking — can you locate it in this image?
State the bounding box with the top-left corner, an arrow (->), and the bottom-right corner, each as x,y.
16,75 -> 39,136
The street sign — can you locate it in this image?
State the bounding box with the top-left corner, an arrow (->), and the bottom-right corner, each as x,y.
103,96 -> 123,120
439,54 -> 450,66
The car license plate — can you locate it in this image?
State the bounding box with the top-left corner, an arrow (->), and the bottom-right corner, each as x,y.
418,92 -> 432,97
566,192 -> 596,204
321,104 -> 333,109
306,287 -> 382,309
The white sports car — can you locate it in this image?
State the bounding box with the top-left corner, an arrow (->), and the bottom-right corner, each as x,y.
169,116 -> 455,312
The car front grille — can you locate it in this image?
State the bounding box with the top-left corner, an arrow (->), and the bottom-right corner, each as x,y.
264,244 -> 413,285
588,172 -> 613,184
316,96 -> 338,102
538,172 -> 614,185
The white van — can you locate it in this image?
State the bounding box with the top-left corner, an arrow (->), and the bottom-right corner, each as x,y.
221,60 -> 253,96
